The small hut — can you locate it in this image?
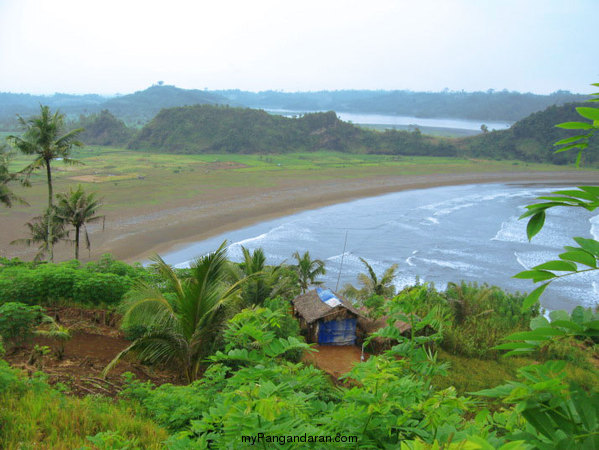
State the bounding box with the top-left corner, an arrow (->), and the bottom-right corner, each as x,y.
292,288 -> 364,345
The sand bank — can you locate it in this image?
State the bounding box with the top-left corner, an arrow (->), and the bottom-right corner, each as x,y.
2,170 -> 597,263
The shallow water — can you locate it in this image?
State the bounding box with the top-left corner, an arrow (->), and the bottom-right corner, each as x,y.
161,183 -> 599,313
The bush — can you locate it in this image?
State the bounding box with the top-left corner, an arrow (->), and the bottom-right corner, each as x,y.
0,261 -> 136,307
0,302 -> 46,348
73,273 -> 133,305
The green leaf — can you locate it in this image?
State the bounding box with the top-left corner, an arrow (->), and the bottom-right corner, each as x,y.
533,260 -> 577,272
521,283 -> 549,312
559,250 -> 597,268
573,237 -> 599,257
555,121 -> 594,130
554,143 -> 586,153
553,135 -> 588,146
526,211 -> 545,240
548,310 -> 570,322
530,316 -> 549,330
494,342 -> 537,350
506,327 -> 566,341
513,270 -> 556,282
576,107 -> 599,121
549,320 -> 583,333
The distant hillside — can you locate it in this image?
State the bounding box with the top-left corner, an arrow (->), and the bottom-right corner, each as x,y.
129,102 -> 598,166
129,104 -> 457,156
72,110 -> 134,146
214,89 -> 588,122
101,85 -> 226,125
458,103 -> 599,165
0,85 -> 588,131
0,85 -> 226,129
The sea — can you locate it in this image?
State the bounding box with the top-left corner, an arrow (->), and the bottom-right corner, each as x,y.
161,183 -> 599,313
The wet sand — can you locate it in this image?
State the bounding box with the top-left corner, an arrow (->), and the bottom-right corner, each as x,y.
2,170 -> 597,263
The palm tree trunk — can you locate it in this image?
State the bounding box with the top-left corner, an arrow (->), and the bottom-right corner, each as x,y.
46,159 -> 54,262
75,225 -> 80,260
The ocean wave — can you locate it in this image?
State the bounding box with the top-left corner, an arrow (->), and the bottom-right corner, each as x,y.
492,216 -> 528,243
417,257 -> 478,273
406,250 -> 418,267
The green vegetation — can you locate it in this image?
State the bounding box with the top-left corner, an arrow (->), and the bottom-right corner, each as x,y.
458,102 -> 599,165
292,250 -> 326,293
9,105 -> 84,261
105,243 -> 245,382
0,362 -> 167,448
0,85 -> 587,129
0,256 -> 143,307
342,257 -> 398,302
55,184 -> 104,260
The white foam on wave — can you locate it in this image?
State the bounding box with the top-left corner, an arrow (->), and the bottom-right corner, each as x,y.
417,257 -> 478,273
514,252 -> 530,270
423,217 -> 440,225
406,250 -> 418,267
492,216 -> 528,243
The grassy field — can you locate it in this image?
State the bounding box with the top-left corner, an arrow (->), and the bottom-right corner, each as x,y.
2,146 -> 581,216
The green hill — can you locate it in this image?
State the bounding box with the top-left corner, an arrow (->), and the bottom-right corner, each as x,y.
458,103 -> 599,165
128,104 -> 456,156
73,110 -> 134,146
102,85 -> 227,125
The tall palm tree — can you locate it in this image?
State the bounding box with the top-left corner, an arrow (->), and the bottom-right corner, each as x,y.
10,214 -> 70,262
343,257 -> 398,301
103,242 -> 244,383
292,250 -> 326,294
55,185 -> 104,260
9,105 -> 83,261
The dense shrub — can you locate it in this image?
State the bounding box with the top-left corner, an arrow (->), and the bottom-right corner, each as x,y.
0,302 -> 46,348
0,260 -> 136,307
441,282 -> 539,358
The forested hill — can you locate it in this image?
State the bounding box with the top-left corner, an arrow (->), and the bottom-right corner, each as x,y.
128,102 -> 598,165
457,102 -> 599,165
214,89 -> 587,121
128,105 -> 456,156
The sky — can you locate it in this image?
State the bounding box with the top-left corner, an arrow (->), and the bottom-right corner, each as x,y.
0,0 -> 597,96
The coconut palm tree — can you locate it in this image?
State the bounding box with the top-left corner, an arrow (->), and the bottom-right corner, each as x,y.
55,185 -> 104,260
292,250 -> 326,294
343,257 -> 398,301
228,246 -> 297,306
9,105 -> 83,261
103,242 -> 244,382
10,214 -> 70,262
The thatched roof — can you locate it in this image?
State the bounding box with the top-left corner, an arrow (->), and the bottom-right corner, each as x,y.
358,316 -> 412,335
292,288 -> 364,324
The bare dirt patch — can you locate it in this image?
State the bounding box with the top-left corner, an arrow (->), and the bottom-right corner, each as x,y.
303,345 -> 365,378
5,306 -> 181,397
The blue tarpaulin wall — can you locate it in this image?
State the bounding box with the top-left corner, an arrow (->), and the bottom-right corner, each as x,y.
318,318 -> 357,345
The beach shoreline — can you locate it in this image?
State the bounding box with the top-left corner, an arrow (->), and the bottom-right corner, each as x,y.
2,170 -> 597,263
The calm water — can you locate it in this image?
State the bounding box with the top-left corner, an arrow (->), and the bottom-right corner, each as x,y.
267,109 -> 512,131
161,183 -> 599,313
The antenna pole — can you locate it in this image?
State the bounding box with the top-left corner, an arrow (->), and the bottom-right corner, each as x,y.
335,230 -> 348,291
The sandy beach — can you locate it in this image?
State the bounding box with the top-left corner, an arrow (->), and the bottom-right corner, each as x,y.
2,170 -> 597,263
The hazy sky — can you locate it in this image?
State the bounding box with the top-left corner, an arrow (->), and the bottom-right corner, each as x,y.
0,0 -> 597,95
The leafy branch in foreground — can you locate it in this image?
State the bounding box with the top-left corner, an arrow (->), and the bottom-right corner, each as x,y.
516,83 -> 599,311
